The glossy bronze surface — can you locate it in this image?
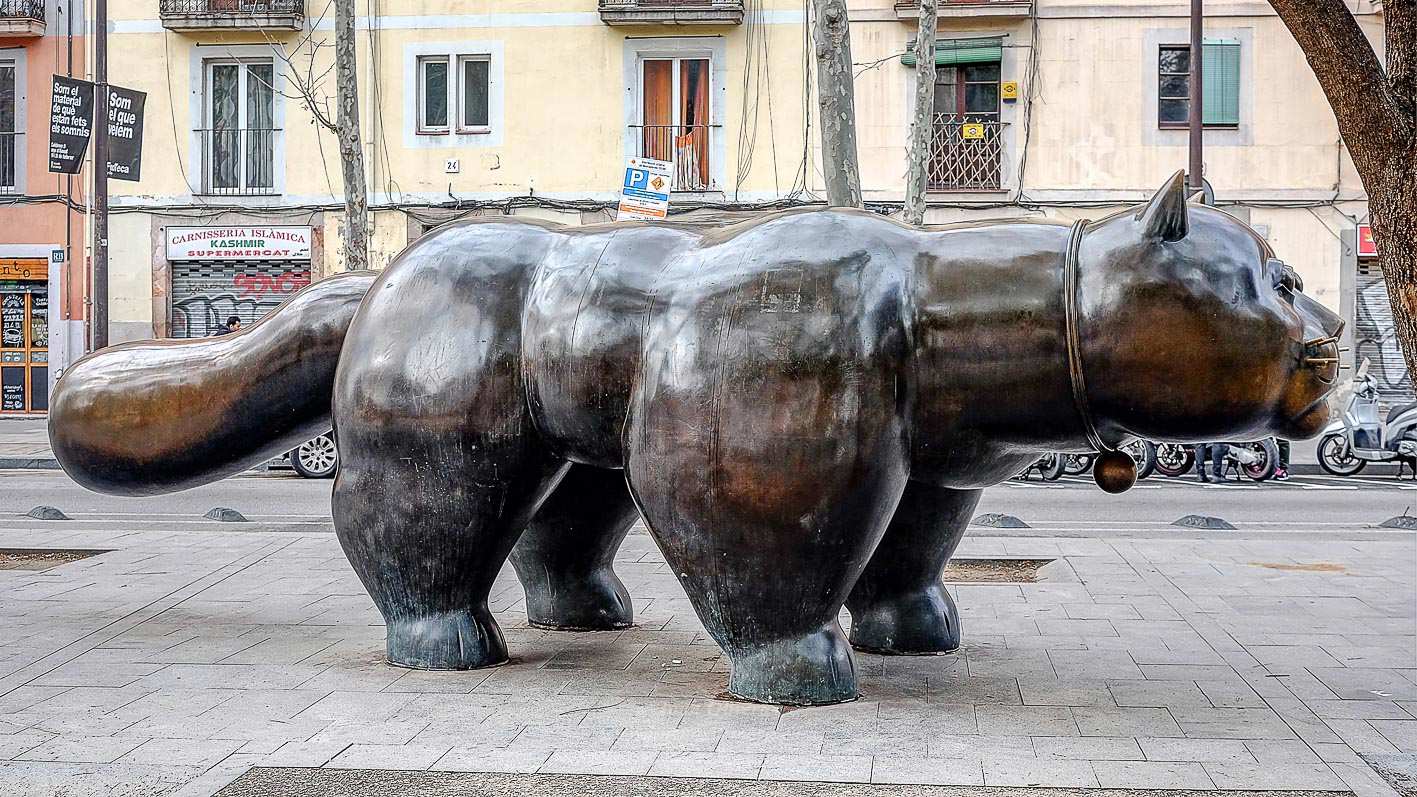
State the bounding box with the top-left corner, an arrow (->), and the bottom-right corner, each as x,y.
49,270 -> 377,495
50,172 -> 1342,705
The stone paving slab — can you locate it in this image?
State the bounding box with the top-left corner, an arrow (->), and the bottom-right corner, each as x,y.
214,768 -> 1355,797
0,522 -> 1412,796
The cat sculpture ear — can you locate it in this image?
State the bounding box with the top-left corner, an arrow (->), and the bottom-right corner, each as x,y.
1136,170 -> 1190,243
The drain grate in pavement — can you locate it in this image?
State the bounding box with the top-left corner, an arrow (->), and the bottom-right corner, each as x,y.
0,548 -> 107,571
944,558 -> 1053,583
214,769 -> 1354,797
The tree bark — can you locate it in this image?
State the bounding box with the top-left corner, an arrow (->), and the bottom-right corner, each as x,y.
335,0 -> 370,272
1268,0 -> 1417,384
811,0 -> 862,208
902,0 -> 937,226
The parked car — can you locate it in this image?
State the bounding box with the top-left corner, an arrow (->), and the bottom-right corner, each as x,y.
275,432 -> 339,479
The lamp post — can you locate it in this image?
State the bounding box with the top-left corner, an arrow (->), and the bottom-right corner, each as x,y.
1187,0 -> 1204,195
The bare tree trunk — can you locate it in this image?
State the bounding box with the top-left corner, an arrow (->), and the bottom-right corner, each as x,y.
811,0 -> 862,208
335,0 -> 369,272
902,0 -> 937,226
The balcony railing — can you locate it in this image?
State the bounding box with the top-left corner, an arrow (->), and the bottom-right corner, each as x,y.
631,124 -> 713,192
159,0 -> 304,31
928,115 -> 1005,191
599,0 -> 744,25
1,132 -> 19,193
197,128 -> 279,196
894,0 -> 1032,18
0,0 -> 45,36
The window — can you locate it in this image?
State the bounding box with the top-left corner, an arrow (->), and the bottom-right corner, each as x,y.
637,57 -> 711,191
1,60 -> 16,192
1159,41 -> 1241,128
417,56 -> 448,133
203,60 -> 275,194
418,53 -> 491,135
459,56 -> 489,131
929,60 -> 1004,190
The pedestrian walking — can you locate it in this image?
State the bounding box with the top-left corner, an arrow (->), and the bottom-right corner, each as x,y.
1275,438 -> 1291,480
212,316 -> 241,336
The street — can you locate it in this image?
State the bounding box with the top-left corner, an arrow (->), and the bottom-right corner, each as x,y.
2,467 -> 1413,537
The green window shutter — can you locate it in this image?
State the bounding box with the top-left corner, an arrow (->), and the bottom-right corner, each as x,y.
1202,39 -> 1240,126
901,37 -> 1003,67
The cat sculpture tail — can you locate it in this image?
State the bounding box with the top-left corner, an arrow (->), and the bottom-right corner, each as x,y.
48,271 -> 377,496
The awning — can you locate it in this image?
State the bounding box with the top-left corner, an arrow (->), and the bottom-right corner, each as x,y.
900,36 -> 1004,67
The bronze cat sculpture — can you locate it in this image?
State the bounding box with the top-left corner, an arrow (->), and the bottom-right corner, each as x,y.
49,172 -> 1343,705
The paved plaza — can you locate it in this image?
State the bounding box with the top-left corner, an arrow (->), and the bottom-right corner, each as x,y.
0,493 -> 1413,797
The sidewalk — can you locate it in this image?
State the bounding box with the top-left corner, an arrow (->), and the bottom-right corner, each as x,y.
0,418 -> 58,469
0,518 -> 1412,796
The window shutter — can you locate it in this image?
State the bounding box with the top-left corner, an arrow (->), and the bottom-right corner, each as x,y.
1202,39 -> 1240,126
902,37 -> 1003,67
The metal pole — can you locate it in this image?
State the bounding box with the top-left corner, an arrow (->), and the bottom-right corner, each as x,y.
92,0 -> 108,350
1187,0 -> 1203,194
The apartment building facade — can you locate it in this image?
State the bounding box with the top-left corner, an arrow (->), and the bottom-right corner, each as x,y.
0,0 -> 85,415
96,0 -> 808,350
16,0 -> 1393,416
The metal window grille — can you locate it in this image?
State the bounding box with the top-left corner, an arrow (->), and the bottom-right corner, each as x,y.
0,132 -> 18,193
159,0 -> 303,14
0,0 -> 44,20
927,114 -> 1004,191
197,128 -> 278,195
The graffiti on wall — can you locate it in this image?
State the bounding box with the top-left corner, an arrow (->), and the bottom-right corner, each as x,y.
171,267 -> 310,338
1355,277 -> 1413,399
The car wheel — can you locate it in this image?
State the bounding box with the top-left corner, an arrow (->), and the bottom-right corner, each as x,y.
291,433 -> 338,479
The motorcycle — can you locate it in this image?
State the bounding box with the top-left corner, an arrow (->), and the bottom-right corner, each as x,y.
1023,440 -> 1157,482
1153,439 -> 1280,481
1317,358 -> 1417,476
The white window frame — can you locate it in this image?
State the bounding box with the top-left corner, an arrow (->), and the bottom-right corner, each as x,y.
202,57 -> 277,194
416,55 -> 451,135
634,55 -> 714,132
456,54 -> 492,135
621,38 -> 727,195
0,50 -> 27,195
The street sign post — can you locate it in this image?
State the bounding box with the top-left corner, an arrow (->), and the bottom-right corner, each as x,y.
617,157 -> 674,221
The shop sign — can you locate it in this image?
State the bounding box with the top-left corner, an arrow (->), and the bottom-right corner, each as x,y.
166,227 -> 313,262
1358,224 -> 1378,257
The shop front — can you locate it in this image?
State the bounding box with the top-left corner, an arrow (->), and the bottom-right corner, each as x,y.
1,258 -> 49,415
165,226 -> 313,338
1347,223 -> 1413,406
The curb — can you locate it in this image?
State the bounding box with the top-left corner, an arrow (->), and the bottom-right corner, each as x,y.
0,458 -> 61,470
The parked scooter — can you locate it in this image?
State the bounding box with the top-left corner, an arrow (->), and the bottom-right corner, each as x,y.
1152,439 -> 1281,481
1317,358 -> 1417,476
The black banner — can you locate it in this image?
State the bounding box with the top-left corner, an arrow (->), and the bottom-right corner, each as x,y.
48,75 -> 94,175
105,85 -> 146,182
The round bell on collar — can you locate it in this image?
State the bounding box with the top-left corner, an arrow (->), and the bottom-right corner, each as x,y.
1093,450 -> 1137,494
